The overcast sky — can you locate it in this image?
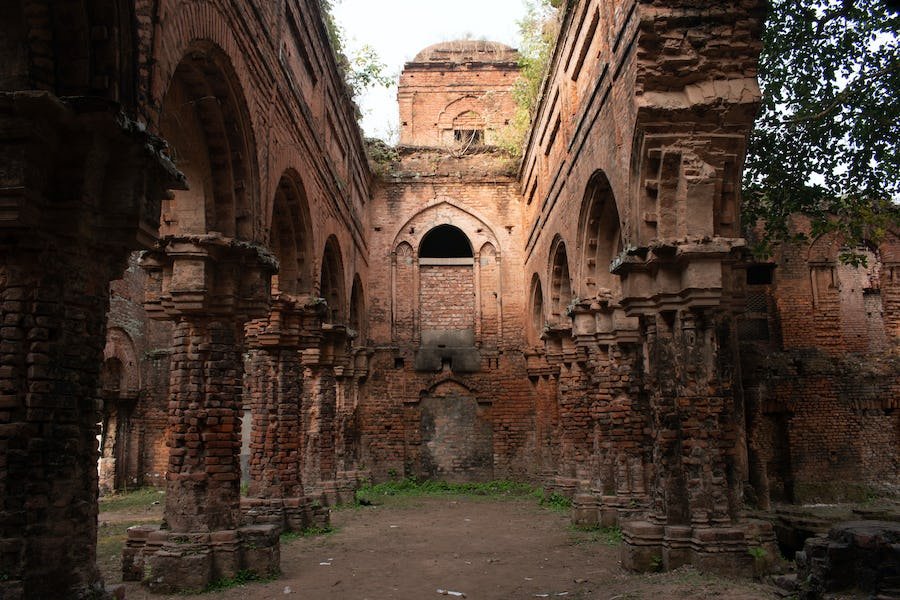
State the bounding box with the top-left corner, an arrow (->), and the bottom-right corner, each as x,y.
331,0 -> 529,141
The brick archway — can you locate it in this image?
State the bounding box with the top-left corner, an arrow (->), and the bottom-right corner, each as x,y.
159,40 -> 258,240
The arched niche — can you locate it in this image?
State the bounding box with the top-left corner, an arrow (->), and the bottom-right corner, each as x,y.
391,201 -> 502,351
159,41 -> 257,241
529,274 -> 545,345
578,171 -> 623,298
320,236 -> 346,324
102,327 -> 140,397
478,242 -> 501,345
549,236 -> 573,322
836,242 -> 887,352
349,275 -> 366,343
393,242 -> 416,342
270,171 -> 314,295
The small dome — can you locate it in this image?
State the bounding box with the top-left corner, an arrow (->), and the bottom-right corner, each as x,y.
412,40 -> 518,64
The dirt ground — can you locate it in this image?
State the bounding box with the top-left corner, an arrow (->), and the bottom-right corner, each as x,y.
100,494 -> 779,600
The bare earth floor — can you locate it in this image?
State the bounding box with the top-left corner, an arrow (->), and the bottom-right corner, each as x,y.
100,494 -> 782,600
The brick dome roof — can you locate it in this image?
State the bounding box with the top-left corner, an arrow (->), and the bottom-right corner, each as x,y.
412,40 -> 518,64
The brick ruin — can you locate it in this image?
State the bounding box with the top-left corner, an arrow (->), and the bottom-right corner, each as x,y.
0,0 -> 897,596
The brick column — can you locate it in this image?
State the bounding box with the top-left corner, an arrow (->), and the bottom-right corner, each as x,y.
610,120 -> 780,574
569,297 -> 649,528
0,92 -> 178,598
299,324 -> 360,506
123,237 -> 281,593
240,297 -> 330,532
165,317 -> 245,531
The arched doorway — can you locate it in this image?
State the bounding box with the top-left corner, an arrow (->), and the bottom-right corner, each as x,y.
416,224 -> 480,372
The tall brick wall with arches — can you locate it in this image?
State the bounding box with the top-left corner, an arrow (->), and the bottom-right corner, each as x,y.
1,0 -> 897,597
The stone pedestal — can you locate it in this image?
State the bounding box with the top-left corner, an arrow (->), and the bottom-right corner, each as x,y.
122,524 -> 280,592
572,493 -> 600,528
240,496 -> 330,533
621,519 -> 777,576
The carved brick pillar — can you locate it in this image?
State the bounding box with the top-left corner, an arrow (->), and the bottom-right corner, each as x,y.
541,323 -> 582,495
240,296 -> 331,532
0,93 -> 178,599
615,245 -> 775,576
122,237 -> 281,593
299,324 -> 351,505
570,296 -> 649,527
612,114 -> 776,572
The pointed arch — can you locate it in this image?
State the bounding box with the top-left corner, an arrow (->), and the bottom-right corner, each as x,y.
577,170 -> 623,298
349,274 -> 366,343
269,170 -> 314,295
391,200 -> 500,253
529,273 -> 546,345
320,235 -> 346,323
159,40 -> 258,241
548,236 -> 573,322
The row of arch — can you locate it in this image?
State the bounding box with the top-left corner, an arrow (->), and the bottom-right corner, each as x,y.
529,170 -> 624,343
156,38 -> 366,333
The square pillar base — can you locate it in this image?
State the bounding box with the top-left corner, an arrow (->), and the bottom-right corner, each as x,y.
123,524 -> 280,593
241,496 -> 331,533
621,519 -> 778,577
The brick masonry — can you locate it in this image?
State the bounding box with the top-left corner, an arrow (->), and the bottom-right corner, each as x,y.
0,0 -> 897,596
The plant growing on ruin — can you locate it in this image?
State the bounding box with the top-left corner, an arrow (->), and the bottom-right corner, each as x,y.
365,137 -> 400,176
744,0 -> 900,260
319,0 -> 394,100
497,0 -> 563,158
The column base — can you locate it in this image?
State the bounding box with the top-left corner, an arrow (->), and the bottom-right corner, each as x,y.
621,519 -> 778,577
122,524 -> 280,593
241,496 -> 331,532
571,493 -> 650,529
308,470 -> 370,506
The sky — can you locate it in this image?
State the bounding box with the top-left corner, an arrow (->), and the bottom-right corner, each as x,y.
331,0 -> 529,142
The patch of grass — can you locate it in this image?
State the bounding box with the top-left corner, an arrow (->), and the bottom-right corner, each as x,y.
537,491 -> 573,512
355,478 -> 536,504
99,487 -> 164,513
201,569 -> 277,593
569,524 -> 623,546
96,520 -> 157,580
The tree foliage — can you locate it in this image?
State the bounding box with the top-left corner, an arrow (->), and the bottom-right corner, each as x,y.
497,0 -> 561,157
318,0 -> 393,99
744,0 -> 900,260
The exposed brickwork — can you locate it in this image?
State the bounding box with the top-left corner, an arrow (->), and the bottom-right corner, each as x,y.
2,0 -> 897,595
742,218 -> 900,504
420,265 -> 476,331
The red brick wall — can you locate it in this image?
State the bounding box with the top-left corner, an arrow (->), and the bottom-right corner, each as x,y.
420,265 -> 475,331
742,219 -> 900,502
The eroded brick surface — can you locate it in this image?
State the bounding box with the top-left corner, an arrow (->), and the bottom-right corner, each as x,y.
1,0 -> 897,596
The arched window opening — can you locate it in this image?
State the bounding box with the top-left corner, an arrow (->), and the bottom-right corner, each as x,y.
579,171 -> 623,298
452,111 -> 484,148
530,275 -> 545,345
549,240 -> 572,321
419,225 -> 473,260
320,237 -> 346,324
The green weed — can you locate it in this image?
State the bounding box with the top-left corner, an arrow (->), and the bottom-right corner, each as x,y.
98,488 -> 164,513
